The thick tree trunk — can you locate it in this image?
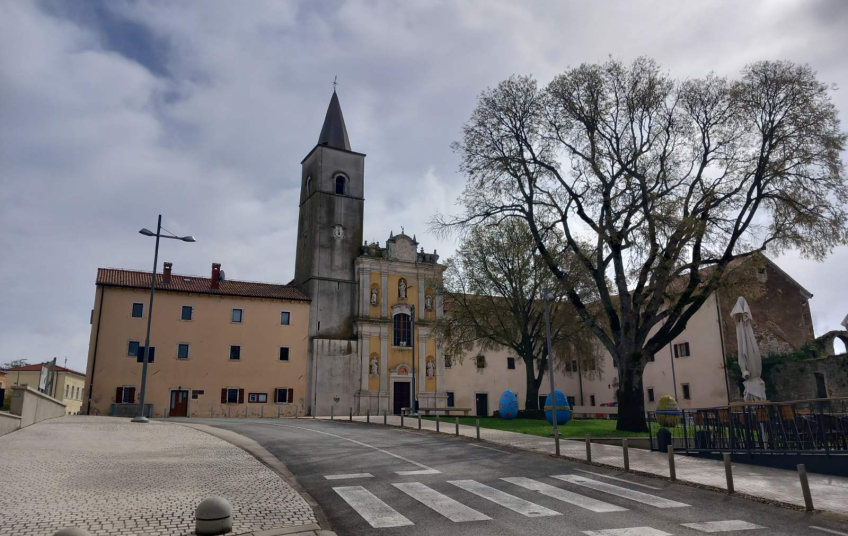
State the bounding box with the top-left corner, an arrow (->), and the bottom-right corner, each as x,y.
615,352 -> 649,432
524,357 -> 541,410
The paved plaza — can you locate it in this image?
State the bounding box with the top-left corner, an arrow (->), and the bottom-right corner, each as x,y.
0,416 -> 318,536
317,414 -> 848,517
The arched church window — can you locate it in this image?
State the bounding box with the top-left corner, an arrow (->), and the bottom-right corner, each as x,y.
335,175 -> 347,195
306,176 -> 312,196
393,313 -> 411,347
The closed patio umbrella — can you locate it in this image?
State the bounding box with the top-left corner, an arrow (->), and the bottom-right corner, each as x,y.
731,296 -> 767,401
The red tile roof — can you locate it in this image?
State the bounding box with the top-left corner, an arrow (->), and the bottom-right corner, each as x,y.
5,363 -> 86,377
96,268 -> 310,302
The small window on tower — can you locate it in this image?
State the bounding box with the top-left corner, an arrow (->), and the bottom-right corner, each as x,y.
335,175 -> 347,195
306,176 -> 312,196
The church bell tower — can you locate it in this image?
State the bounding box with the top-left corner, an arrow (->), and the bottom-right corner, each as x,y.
295,91 -> 365,413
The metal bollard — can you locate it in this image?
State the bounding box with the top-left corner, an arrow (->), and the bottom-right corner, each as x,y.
295,405 -> 298,419
622,439 -> 630,471
667,445 -> 676,481
228,406 -> 231,418
331,406 -> 334,420
260,405 -> 264,418
418,413 -> 422,430
585,435 -> 592,462
723,453 -> 734,493
278,405 -> 281,418
350,407 -> 353,421
367,408 -> 371,424
401,414 -> 404,427
555,431 -> 560,457
476,419 -> 481,440
456,416 -> 460,436
436,414 -> 440,432
798,464 -> 814,511
384,412 -> 387,425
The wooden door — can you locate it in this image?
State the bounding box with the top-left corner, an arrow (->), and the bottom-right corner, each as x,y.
170,390 -> 189,417
476,393 -> 488,417
393,382 -> 410,415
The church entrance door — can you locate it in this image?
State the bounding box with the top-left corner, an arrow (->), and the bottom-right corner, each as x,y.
393,382 -> 410,415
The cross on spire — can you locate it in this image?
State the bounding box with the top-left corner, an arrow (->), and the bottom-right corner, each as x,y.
332,75 -> 338,92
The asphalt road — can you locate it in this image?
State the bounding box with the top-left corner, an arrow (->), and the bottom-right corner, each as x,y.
186,418 -> 847,536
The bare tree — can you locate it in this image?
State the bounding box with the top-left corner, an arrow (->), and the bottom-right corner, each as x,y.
1,359 -> 28,370
435,58 -> 847,431
433,219 -> 597,410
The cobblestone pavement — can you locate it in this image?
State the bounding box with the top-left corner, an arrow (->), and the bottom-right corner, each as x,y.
0,416 -> 317,536
317,414 -> 848,516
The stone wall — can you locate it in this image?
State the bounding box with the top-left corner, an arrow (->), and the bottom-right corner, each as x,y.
5,386 -> 66,432
311,338 -> 359,416
768,354 -> 848,401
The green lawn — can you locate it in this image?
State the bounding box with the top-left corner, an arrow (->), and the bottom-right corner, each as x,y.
422,416 -> 649,438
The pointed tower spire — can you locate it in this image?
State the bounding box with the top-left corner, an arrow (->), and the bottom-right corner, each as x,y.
317,91 -> 351,151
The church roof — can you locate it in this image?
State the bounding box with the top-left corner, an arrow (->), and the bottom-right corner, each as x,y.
317,91 -> 351,151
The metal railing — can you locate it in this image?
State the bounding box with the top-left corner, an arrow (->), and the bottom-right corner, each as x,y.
647,398 -> 848,454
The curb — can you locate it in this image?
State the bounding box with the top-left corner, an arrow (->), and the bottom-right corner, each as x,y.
174,422 -> 336,536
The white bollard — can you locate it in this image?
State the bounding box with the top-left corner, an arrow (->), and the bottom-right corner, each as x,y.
195,497 -> 233,535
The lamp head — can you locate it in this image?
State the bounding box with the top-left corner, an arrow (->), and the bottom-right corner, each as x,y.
139,228 -> 156,237
181,236 -> 196,243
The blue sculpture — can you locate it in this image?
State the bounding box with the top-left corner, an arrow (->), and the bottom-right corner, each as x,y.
498,390 -> 519,420
544,390 -> 572,425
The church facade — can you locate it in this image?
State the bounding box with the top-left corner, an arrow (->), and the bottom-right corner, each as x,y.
295,92 -> 447,416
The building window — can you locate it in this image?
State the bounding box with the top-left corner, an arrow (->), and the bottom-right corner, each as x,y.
647,388 -> 655,402
567,396 -> 576,408
571,359 -> 578,372
682,383 -> 691,400
393,313 -> 411,347
673,342 -> 690,358
306,176 -> 312,196
232,308 -> 243,323
224,388 -> 242,404
127,341 -> 140,357
131,303 -> 144,318
444,355 -> 452,368
178,344 -> 190,359
814,373 -> 828,398
476,355 -> 486,369
590,395 -> 596,407
447,392 -> 455,407
248,393 -> 268,403
192,390 -> 204,399
280,311 -> 291,325
117,386 -> 135,404
229,346 -> 241,361
507,357 -> 516,370
335,175 -> 347,195
276,388 -> 294,403
181,306 -> 193,321
279,347 -> 290,362
65,385 -> 69,398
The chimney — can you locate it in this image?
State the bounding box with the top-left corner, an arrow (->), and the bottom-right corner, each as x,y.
211,263 -> 221,289
163,262 -> 172,284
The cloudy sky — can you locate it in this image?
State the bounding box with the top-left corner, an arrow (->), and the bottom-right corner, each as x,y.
2,0 -> 847,373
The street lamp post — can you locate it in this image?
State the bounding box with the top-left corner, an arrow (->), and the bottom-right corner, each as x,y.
133,215 -> 195,423
410,304 -> 417,414
543,290 -> 560,455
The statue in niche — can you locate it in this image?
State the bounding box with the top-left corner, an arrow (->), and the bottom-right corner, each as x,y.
370,356 -> 379,376
425,294 -> 433,311
370,287 -> 378,306
426,359 -> 435,378
398,278 -> 407,299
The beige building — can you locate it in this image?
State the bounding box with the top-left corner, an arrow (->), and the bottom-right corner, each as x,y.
447,256 -> 816,415
4,363 -> 86,415
84,263 -> 311,418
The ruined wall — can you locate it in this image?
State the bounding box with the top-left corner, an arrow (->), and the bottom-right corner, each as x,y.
767,354 -> 848,401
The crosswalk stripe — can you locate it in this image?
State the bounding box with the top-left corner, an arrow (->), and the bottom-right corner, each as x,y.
574,469 -> 663,490
333,486 -> 414,528
449,480 -> 561,518
553,475 -> 689,508
324,473 -> 373,480
503,477 -> 627,513
393,482 -> 491,522
396,468 -> 442,475
582,528 -> 673,536
681,520 -> 765,532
